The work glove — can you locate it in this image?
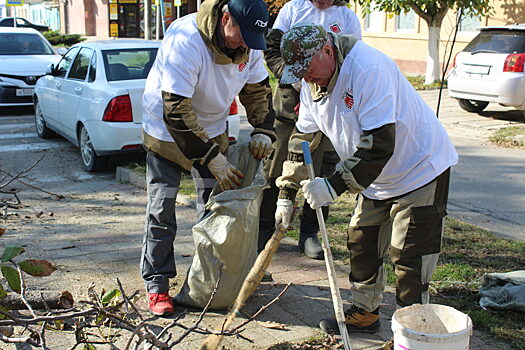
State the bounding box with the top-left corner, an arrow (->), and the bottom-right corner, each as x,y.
249,134 -> 272,160
207,153 -> 244,191
275,199 -> 293,229
300,177 -> 338,210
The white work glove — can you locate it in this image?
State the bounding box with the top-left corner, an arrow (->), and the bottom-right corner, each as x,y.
275,199 -> 293,229
207,153 -> 244,191
300,177 -> 338,210
249,134 -> 272,160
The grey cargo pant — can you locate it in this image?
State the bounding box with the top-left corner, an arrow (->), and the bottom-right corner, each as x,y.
140,151 -> 216,293
348,169 -> 450,312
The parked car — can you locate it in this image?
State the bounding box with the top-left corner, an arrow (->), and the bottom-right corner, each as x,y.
0,17 -> 50,32
0,27 -> 61,107
448,24 -> 525,115
34,39 -> 241,172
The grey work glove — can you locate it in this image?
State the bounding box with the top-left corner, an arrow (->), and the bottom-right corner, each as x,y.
301,177 -> 338,210
275,199 -> 293,229
249,134 -> 272,160
208,153 -> 244,191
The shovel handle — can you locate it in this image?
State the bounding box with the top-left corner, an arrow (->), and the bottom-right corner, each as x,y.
301,141 -> 352,350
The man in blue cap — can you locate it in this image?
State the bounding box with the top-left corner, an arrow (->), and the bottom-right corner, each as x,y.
141,0 -> 276,316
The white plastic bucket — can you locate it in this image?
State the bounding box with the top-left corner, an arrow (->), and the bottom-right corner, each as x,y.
391,304 -> 472,350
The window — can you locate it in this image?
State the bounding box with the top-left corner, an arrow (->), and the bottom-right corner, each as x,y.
56,47 -> 80,78
68,48 -> 94,81
102,48 -> 158,81
0,33 -> 54,55
88,53 -> 97,83
364,3 -> 382,31
396,9 -> 415,32
0,18 -> 14,27
459,11 -> 481,33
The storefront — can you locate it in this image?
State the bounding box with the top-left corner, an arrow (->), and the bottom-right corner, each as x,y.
108,0 -> 194,38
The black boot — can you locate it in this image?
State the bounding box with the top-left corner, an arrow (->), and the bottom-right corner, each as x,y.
299,202 -> 327,260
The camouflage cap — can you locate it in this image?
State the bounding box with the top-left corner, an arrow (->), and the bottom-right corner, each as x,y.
280,23 -> 328,84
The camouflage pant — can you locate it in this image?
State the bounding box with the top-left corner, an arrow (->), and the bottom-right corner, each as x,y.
259,119 -> 338,244
347,169 -> 450,311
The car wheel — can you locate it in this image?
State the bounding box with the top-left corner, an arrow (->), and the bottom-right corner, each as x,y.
458,99 -> 489,113
34,100 -> 55,138
79,125 -> 107,172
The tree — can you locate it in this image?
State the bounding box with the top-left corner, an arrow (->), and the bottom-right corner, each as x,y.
357,0 -> 493,84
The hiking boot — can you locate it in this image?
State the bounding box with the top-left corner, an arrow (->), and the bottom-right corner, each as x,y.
147,292 -> 174,316
377,337 -> 393,350
319,304 -> 381,334
298,232 -> 324,260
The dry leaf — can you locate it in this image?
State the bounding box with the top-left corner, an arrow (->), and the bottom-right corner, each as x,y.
36,211 -> 44,218
256,321 -> 288,330
0,227 -> 5,236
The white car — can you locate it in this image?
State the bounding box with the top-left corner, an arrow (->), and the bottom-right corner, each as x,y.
35,40 -> 161,171
448,24 -> 525,115
34,39 -> 241,172
0,27 -> 61,107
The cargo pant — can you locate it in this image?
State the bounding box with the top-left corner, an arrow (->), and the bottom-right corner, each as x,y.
140,151 -> 216,294
348,169 -> 450,311
258,119 -> 339,247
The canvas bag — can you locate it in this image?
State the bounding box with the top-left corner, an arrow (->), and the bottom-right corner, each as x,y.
174,143 -> 266,310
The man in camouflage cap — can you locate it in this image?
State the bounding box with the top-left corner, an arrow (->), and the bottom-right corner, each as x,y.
274,23 -> 458,340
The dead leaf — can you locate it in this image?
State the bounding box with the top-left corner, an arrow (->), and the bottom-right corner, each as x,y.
256,321 -> 288,330
36,211 -> 44,218
19,259 -> 57,277
48,212 -> 54,216
0,227 -> 5,236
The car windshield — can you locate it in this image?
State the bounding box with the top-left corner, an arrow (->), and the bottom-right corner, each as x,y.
0,33 -> 54,55
102,48 -> 158,81
464,30 -> 525,54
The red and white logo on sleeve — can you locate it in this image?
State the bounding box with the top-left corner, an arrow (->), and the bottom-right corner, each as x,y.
343,88 -> 354,109
238,63 -> 247,72
329,22 -> 342,33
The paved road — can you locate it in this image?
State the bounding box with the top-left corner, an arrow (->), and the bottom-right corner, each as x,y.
238,90 -> 525,241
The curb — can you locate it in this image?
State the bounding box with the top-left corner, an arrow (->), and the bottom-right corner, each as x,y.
116,166 -> 196,208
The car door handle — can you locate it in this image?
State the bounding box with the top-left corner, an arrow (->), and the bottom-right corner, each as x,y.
74,87 -> 82,94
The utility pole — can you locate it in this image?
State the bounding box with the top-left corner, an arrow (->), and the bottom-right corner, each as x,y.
155,0 -> 161,40
144,0 -> 151,40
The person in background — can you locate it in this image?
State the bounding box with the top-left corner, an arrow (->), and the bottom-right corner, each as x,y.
260,0 -> 362,259
140,0 -> 276,316
274,23 -> 458,346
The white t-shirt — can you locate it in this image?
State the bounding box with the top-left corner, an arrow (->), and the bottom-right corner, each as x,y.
273,0 -> 362,39
142,14 -> 268,142
297,41 -> 458,200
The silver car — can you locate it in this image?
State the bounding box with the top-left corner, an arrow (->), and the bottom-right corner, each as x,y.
0,27 -> 61,107
448,24 -> 525,116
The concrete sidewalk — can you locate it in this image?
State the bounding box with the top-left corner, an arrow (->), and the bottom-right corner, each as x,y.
114,166 -> 493,350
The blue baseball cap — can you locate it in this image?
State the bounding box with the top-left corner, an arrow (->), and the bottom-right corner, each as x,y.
228,0 -> 269,50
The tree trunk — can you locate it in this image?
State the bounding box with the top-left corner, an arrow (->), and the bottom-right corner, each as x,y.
0,291 -> 73,310
425,24 -> 441,84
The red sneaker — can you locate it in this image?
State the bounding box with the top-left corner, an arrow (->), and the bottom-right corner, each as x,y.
147,292 -> 174,316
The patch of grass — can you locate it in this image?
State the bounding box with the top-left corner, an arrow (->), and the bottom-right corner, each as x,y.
288,195 -> 525,348
489,126 -> 525,148
406,75 -> 447,90
128,162 -> 196,199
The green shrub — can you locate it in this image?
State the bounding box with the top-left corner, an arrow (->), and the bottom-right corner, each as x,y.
43,30 -> 86,46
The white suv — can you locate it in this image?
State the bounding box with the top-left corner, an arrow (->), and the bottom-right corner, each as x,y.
448,24 -> 525,116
